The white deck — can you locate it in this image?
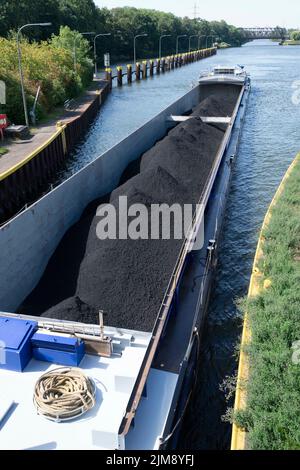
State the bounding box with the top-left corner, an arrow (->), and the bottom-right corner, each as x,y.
0,327 -> 151,450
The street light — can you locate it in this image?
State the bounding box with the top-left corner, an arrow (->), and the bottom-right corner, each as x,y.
17,23 -> 52,128
198,34 -> 206,49
74,32 -> 95,72
176,34 -> 188,55
206,33 -> 215,49
134,34 -> 148,66
94,33 -> 111,75
189,35 -> 198,52
159,34 -> 171,59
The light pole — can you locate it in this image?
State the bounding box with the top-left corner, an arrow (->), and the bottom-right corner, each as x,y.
189,34 -> 198,52
94,33 -> 111,75
17,22 -> 52,128
74,31 -> 95,72
176,34 -> 187,54
206,34 -> 215,49
134,33 -> 148,66
198,34 -> 206,49
159,34 -> 171,59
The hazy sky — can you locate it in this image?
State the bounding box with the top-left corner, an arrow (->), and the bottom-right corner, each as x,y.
95,0 -> 300,28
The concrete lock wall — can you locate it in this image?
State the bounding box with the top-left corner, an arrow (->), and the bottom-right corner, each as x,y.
0,86 -> 199,312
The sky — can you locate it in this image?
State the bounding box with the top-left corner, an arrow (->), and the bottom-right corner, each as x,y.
95,0 -> 300,28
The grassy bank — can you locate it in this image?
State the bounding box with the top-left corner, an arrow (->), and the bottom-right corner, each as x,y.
281,40 -> 300,45
234,154 -> 300,450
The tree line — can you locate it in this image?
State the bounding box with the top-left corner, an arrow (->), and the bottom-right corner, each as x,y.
0,1 -> 246,63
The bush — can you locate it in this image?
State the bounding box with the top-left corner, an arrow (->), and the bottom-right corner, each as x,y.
0,26 -> 93,124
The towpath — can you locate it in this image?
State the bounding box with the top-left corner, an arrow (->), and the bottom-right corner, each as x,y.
0,79 -> 108,176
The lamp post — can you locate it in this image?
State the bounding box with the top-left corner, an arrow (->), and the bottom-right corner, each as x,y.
94,33 -> 111,75
198,34 -> 206,49
17,22 -> 52,128
206,34 -> 215,49
74,31 -> 95,72
159,34 -> 171,59
176,34 -> 187,54
189,34 -> 198,52
134,34 -> 148,66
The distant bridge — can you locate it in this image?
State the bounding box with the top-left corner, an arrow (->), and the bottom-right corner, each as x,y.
240,27 -> 288,40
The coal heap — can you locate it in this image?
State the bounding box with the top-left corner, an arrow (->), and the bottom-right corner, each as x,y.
19,88 -> 238,332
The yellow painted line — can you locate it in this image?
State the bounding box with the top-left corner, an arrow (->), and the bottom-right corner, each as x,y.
0,126 -> 64,182
231,153 -> 300,450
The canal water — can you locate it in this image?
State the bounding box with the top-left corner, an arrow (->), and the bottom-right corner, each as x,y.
59,40 -> 300,449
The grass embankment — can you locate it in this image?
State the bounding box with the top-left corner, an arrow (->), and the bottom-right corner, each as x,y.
234,154 -> 300,450
282,40 -> 300,45
0,27 -> 93,125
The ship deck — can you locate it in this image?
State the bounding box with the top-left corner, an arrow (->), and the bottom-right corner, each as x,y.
0,322 -> 151,450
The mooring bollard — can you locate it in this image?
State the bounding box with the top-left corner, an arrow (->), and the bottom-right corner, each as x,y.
142,61 -> 148,79
117,66 -> 123,87
136,62 -> 141,80
149,60 -> 154,76
127,64 -> 132,84
105,68 -> 112,90
157,59 -> 161,74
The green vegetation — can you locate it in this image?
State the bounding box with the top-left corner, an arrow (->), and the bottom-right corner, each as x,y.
0,26 -> 93,124
234,156 -> 300,450
0,146 -> 8,156
0,1 -> 245,124
291,31 -> 300,41
0,1 -> 245,60
282,40 -> 300,46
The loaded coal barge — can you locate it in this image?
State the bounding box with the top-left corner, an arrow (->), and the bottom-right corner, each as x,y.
0,66 -> 250,450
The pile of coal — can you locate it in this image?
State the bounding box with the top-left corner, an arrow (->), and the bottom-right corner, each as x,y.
19,93 -> 231,332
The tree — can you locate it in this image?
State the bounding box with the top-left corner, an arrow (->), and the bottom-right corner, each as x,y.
291,31 -> 300,41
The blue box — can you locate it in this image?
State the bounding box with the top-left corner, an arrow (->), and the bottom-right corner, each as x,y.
31,333 -> 85,367
0,317 -> 37,372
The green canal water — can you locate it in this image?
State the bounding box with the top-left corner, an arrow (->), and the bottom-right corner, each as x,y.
58,40 -> 300,449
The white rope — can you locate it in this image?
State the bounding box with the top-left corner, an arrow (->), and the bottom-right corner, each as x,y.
33,367 -> 96,422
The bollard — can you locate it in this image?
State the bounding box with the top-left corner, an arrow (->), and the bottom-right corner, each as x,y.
179,55 -> 183,67
105,68 -> 112,90
161,58 -> 166,73
136,62 -> 141,80
175,55 -> 178,68
171,56 -> 175,70
127,64 -> 132,84
142,61 -> 148,79
149,60 -> 154,76
117,66 -> 123,87
157,59 -> 161,74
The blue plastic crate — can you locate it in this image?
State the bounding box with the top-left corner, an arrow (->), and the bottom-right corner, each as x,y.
0,317 -> 37,372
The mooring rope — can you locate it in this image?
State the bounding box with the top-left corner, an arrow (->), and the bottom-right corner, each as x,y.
33,367 -> 96,422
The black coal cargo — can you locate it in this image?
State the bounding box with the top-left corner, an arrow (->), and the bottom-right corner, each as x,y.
18,87 -> 239,332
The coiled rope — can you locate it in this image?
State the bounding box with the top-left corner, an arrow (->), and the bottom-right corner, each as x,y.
33,367 -> 96,422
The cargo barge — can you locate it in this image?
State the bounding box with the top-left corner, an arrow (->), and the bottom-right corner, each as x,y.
0,66 -> 250,450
